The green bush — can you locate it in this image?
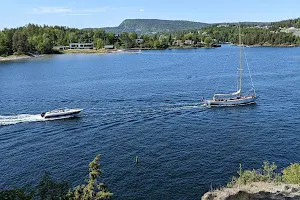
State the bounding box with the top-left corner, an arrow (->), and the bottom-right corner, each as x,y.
0,188 -> 33,200
262,161 -> 277,181
283,163 -> 300,184
229,162 -> 283,186
0,155 -> 112,200
36,172 -> 69,200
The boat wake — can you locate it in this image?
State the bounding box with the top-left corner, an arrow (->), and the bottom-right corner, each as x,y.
131,102 -> 207,115
0,113 -> 78,126
0,114 -> 43,126
155,103 -> 204,112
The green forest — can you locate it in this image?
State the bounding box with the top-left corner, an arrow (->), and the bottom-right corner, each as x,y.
270,18 -> 300,29
1,18 -> 300,57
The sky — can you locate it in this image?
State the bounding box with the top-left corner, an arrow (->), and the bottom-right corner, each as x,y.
1,0 -> 300,30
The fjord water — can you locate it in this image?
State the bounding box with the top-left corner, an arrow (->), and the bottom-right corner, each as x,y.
1,46 -> 300,199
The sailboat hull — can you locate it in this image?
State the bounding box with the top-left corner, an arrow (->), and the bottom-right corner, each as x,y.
205,96 -> 256,107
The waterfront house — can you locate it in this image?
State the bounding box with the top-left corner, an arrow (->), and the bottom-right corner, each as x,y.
69,42 -> 94,49
202,32 -> 209,36
184,40 -> 195,45
53,46 -> 69,50
104,45 -> 114,49
172,40 -> 184,46
135,39 -> 144,44
217,24 -> 229,28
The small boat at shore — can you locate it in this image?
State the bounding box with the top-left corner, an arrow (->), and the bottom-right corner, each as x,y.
41,108 -> 83,119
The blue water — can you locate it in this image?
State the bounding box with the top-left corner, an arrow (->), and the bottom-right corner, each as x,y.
0,46 -> 300,199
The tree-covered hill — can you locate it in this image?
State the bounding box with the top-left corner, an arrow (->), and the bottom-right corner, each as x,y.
271,18 -> 300,29
93,19 -> 210,34
198,24 -> 300,46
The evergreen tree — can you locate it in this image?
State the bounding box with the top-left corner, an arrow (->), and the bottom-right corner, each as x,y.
67,154 -> 113,200
0,32 -> 9,56
12,30 -> 28,54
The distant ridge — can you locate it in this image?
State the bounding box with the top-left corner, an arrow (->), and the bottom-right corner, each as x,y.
88,19 -> 209,34
85,19 -> 275,34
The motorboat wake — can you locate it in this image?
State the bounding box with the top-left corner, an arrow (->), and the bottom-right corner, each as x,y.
0,108 -> 83,126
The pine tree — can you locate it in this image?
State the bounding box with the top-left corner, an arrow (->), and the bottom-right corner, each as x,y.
67,155 -> 113,200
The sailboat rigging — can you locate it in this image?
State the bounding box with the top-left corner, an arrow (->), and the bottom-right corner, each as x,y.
203,25 -> 257,107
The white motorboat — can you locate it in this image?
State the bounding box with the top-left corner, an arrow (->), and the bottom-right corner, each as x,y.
41,108 -> 83,119
203,25 -> 257,107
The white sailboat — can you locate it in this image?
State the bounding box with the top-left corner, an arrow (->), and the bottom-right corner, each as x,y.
203,25 -> 256,107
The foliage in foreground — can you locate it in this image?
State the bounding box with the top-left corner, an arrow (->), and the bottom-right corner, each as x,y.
227,162 -> 300,187
283,163 -> 300,184
0,154 -> 112,200
36,172 -> 70,200
0,173 -> 69,200
0,188 -> 33,200
67,154 -> 113,200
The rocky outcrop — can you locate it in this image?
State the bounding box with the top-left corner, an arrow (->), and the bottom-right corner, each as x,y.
0,54 -> 43,62
202,182 -> 300,200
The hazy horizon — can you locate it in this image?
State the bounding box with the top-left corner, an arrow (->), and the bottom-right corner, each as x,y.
0,17 -> 294,30
1,0 -> 300,30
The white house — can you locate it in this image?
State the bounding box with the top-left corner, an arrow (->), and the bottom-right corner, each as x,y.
104,45 -> 114,49
70,42 -> 94,49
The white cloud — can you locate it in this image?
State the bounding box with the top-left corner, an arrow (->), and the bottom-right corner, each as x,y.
31,7 -> 72,14
30,6 -> 108,15
139,9 -> 145,12
81,7 -> 108,12
66,13 -> 93,16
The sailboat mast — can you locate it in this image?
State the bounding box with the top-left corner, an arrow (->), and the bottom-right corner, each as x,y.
239,24 -> 243,96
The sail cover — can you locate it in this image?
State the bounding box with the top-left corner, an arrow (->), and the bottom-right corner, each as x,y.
231,89 -> 241,96
214,89 -> 241,97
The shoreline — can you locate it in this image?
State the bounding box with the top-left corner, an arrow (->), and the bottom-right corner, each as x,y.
63,49 -> 108,54
232,44 -> 300,47
1,44 -> 299,62
0,54 -> 45,62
